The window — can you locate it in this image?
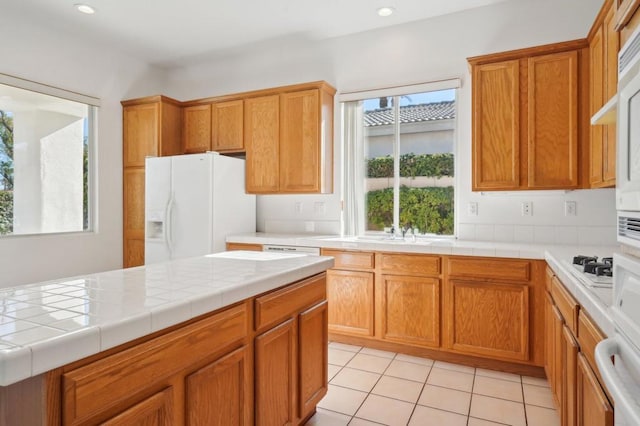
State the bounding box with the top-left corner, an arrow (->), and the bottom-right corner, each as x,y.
0,75 -> 98,236
342,81 -> 458,237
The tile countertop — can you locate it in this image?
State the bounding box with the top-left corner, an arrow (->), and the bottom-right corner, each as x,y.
228,232 -> 619,337
0,252 -> 334,387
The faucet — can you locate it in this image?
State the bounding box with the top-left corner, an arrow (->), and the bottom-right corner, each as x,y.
401,224 -> 416,242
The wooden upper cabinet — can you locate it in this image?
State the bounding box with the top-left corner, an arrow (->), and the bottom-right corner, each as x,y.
123,103 -> 159,167
590,26 -> 607,187
528,51 -> 579,188
469,41 -> 588,191
184,104 -> 212,153
590,0 -> 618,188
122,96 -> 182,167
617,0 -> 640,45
245,83 -> 334,194
245,95 -> 280,193
280,89 -> 321,193
472,60 -> 520,190
212,100 -> 244,152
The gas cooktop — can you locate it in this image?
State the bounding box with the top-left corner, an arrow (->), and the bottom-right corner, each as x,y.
563,255 -> 614,288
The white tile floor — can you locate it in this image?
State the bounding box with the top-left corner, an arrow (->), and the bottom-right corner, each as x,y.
306,342 -> 559,426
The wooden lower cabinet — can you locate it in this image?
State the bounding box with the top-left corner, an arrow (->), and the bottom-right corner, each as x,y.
254,273 -> 328,425
545,268 -> 614,426
446,279 -> 529,361
226,242 -> 264,251
378,275 -> 440,348
50,273 -> 328,426
298,301 -> 328,419
326,269 -> 374,336
255,319 -> 296,426
185,346 -> 252,425
562,325 -> 579,426
102,388 -> 173,426
577,354 -> 614,426
552,304 -> 565,406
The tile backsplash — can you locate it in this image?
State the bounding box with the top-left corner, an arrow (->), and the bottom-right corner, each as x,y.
457,223 -> 617,246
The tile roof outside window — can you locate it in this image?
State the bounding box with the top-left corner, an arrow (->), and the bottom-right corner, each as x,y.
364,101 -> 455,127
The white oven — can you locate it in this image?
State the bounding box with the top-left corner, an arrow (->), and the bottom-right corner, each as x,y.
596,254 -> 640,426
618,25 -> 640,248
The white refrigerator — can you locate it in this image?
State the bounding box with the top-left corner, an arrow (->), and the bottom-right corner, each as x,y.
144,152 -> 256,264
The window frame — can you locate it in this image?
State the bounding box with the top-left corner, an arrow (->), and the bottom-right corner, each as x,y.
340,79 -> 460,238
0,73 -> 100,238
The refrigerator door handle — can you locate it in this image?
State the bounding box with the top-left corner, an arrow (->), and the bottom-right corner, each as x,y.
165,195 -> 175,254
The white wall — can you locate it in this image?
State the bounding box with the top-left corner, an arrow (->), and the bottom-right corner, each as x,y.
0,11 -> 167,287
165,0 -> 615,241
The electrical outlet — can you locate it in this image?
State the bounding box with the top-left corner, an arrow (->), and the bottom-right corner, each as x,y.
565,201 -> 577,216
314,201 -> 326,215
468,202 -> 478,216
522,202 -> 532,216
294,202 -> 303,214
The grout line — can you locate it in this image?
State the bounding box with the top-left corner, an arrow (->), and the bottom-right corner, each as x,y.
521,378 -> 528,426
466,371 -> 477,426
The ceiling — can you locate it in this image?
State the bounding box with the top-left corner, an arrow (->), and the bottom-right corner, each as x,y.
5,0 -> 511,68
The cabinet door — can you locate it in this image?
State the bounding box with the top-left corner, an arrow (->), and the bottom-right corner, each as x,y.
326,269 -> 375,336
255,318 -> 296,426
576,354 -> 613,426
102,388 -> 173,426
298,301 -> 328,420
185,346 -> 251,426
472,60 -> 520,190
124,167 -> 145,268
446,280 -> 529,361
280,89 -> 320,193
183,104 -> 212,153
590,26 -> 605,186
562,325 -> 579,426
545,293 -> 555,387
604,5 -> 618,186
212,100 -> 244,152
552,305 -> 564,407
245,95 -> 280,193
527,51 -> 579,188
123,103 -> 159,168
379,275 -> 440,348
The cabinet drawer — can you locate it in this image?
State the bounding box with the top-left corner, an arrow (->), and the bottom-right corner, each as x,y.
447,258 -> 531,282
321,249 -> 374,270
379,253 -> 440,276
551,276 -> 579,334
545,267 -> 555,293
577,310 -> 605,376
62,303 -> 248,425
255,273 -> 326,331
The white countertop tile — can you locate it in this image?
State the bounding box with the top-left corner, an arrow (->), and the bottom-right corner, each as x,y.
0,252 -> 333,386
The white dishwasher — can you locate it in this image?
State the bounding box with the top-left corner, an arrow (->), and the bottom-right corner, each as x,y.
262,244 -> 321,256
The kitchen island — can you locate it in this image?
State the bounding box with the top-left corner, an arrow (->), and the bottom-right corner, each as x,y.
0,251 -> 333,425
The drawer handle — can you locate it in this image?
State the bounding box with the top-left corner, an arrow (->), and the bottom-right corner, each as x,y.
595,337 -> 640,425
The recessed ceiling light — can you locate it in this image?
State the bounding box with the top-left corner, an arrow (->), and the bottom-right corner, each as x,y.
377,6 -> 395,17
75,4 -> 96,14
